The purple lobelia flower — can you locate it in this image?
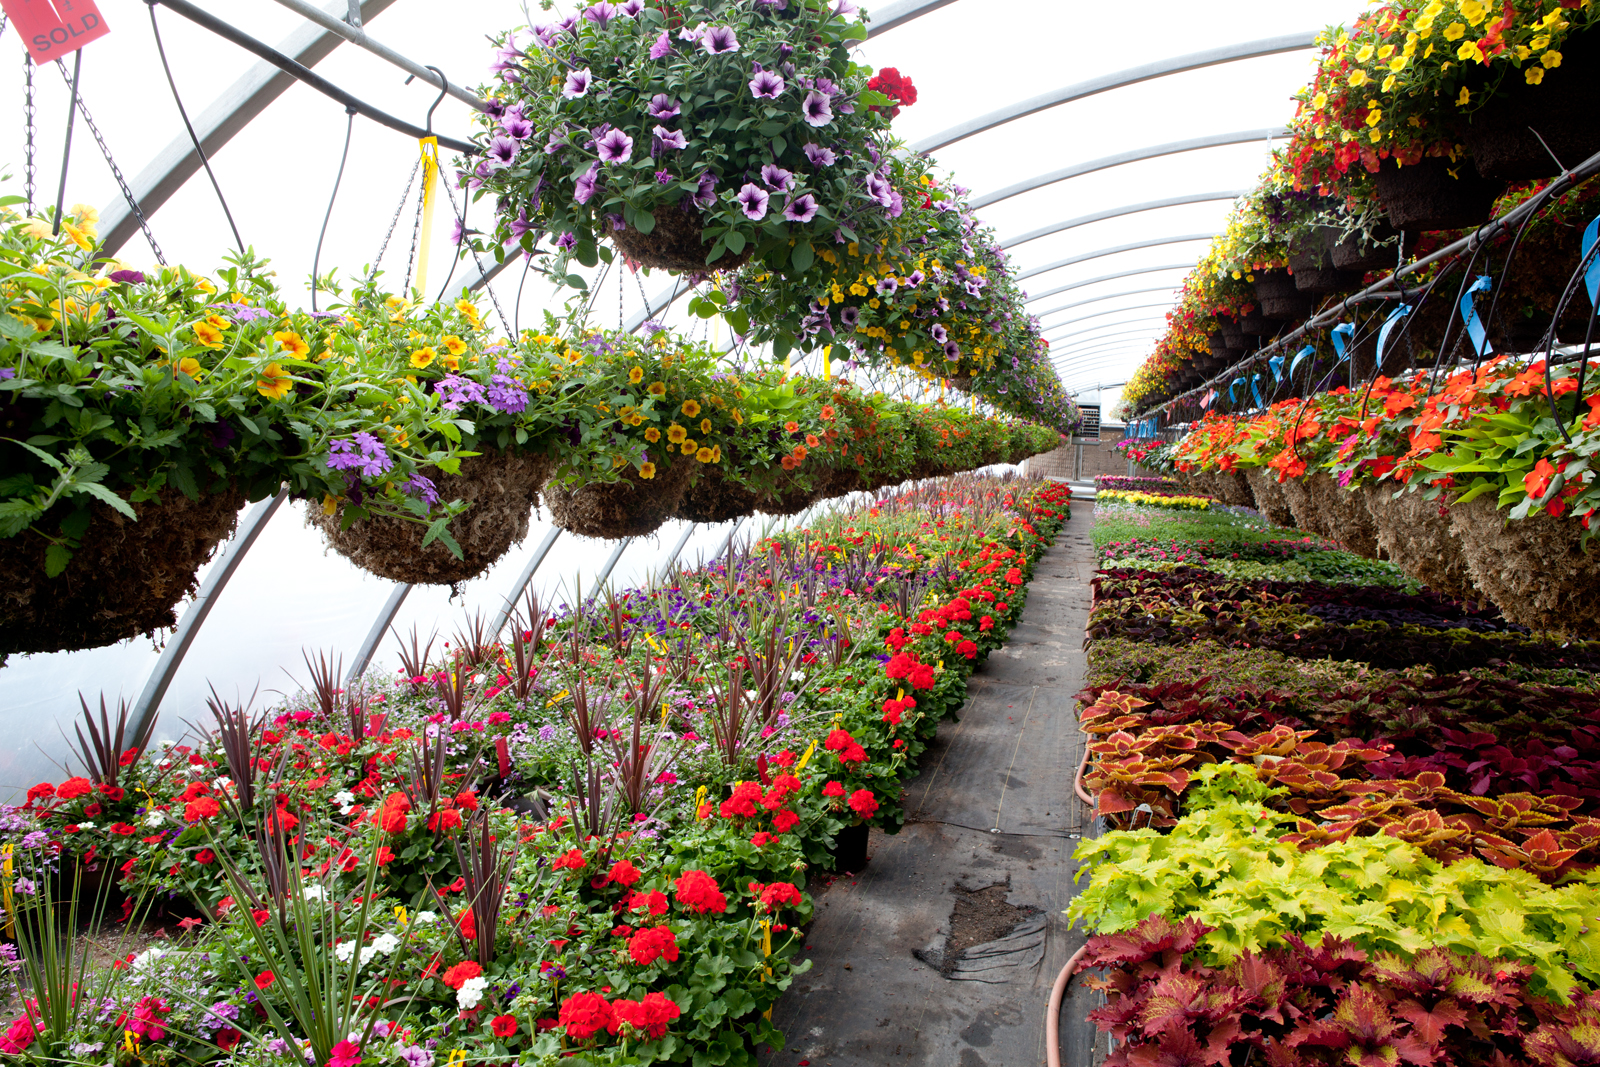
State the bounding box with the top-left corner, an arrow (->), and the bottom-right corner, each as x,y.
749,69 -> 785,99
782,193 -> 819,223
583,2 -> 616,29
562,68 -> 593,99
693,172 -> 718,209
647,94 -> 680,121
0,368 -> 15,380
761,164 -> 793,191
701,25 -> 740,53
735,183 -> 770,220
803,143 -> 836,167
649,30 -> 673,58
653,125 -> 687,151
574,162 -> 602,204
486,136 -> 517,171
840,306 -> 860,327
596,128 -> 634,164
326,433 -> 393,478
802,90 -> 833,127
930,323 -> 948,344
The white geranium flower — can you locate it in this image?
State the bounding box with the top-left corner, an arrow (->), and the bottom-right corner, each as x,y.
144,811 -> 164,829
370,933 -> 400,955
415,911 -> 438,925
334,940 -> 358,963
456,976 -> 488,1010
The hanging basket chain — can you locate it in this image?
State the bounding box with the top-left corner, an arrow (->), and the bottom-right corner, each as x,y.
434,172 -> 509,333
370,157 -> 420,279
54,61 -> 167,266
311,107 -> 358,312
23,48 -> 36,215
402,172 -> 425,295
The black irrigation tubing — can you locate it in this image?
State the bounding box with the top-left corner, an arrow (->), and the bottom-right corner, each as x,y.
1539,235 -> 1600,444
312,107 -> 358,313
149,2 -> 245,254
147,0 -> 478,155
1153,145 -> 1600,421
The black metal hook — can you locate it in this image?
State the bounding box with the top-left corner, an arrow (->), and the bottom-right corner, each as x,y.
424,65 -> 447,135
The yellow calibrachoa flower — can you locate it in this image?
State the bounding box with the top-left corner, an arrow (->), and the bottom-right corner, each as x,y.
644,427 -> 661,443
177,357 -> 204,380
696,446 -> 714,463
699,418 -> 712,436
667,424 -> 688,444
442,335 -> 468,356
274,331 -> 311,359
205,314 -> 231,333
1443,21 -> 1466,40
628,366 -> 644,384
256,362 -> 293,400
648,381 -> 666,397
455,299 -> 482,327
192,320 -> 225,349
731,409 -> 744,425
681,399 -> 701,417
638,462 -> 657,480
710,445 -> 721,463
681,440 -> 697,455
410,347 -> 437,369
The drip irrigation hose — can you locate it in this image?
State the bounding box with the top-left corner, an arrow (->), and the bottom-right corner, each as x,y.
1046,944 -> 1090,1067
1073,735 -> 1094,807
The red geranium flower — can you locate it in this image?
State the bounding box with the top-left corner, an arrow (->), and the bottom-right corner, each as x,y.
673,870 -> 727,914
607,859 -> 641,887
558,991 -> 614,1041
610,991 -> 682,1040
627,925 -> 679,966
772,809 -> 799,833
194,849 -> 216,865
55,777 -> 93,801
185,796 -> 221,821
848,789 -> 879,820
441,961 -> 483,990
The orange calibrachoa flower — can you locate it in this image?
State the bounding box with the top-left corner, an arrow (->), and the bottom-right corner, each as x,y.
273,330 -> 310,359
255,363 -> 293,400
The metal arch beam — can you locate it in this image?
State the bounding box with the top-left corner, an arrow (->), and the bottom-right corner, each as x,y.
1053,340 -> 1154,364
911,33 -> 1316,153
971,128 -> 1285,210
1048,315 -> 1169,345
1002,190 -> 1246,250
1035,285 -> 1183,322
865,0 -> 964,36
1017,233 -> 1216,283
1050,329 -> 1167,356
1043,301 -> 1176,335
1056,348 -> 1149,370
101,0 -> 402,255
1022,263 -> 1195,305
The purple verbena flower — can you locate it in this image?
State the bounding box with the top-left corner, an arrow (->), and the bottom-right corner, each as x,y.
735,183 -> 770,220
405,474 -> 440,505
488,365 -> 529,413
326,433 -> 393,479
803,143 -> 835,167
436,374 -> 487,411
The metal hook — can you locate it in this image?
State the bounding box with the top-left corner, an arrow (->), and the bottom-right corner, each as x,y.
404,65 -> 450,135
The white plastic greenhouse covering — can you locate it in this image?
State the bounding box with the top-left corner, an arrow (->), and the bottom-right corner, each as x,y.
0,0 -> 1355,801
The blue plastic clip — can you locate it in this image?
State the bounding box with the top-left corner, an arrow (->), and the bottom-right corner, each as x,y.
1288,344 -> 1315,378
1458,275 -> 1493,357
1332,323 -> 1355,361
1584,216 -> 1600,309
1376,303 -> 1414,368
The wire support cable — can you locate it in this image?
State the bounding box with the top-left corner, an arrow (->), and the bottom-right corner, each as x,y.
56,62 -> 167,265
311,107 -> 358,311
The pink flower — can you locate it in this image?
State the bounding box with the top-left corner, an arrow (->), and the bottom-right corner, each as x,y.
0,1017 -> 36,1054
328,1039 -> 362,1067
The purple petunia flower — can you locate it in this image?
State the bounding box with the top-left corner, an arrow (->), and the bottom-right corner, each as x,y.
840,306 -> 860,327
876,276 -> 898,295
749,69 -> 785,99
398,1046 -> 434,1067
653,125 -> 687,151
507,207 -> 536,245
490,36 -> 523,72
619,0 -> 643,14
944,341 -> 961,361
802,90 -> 833,127
803,143 -> 835,167
326,432 -> 393,479
557,14 -> 580,34
864,173 -> 894,208
963,278 -> 985,297
679,21 -> 707,40
735,183 -> 770,220
557,232 -> 578,249
596,128 -> 634,164
647,94 -> 681,121
649,30 -> 673,58
574,163 -> 602,204
486,136 -> 517,171
887,189 -> 904,217
906,269 -> 925,287
761,164 -> 793,191
544,125 -> 570,155
605,213 -> 625,231
782,193 -> 819,223
701,25 -> 740,53
583,2 -> 616,29
833,0 -> 858,14
501,112 -> 533,141
929,323 -> 948,344
531,23 -> 562,49
562,68 -> 593,99
693,172 -> 718,209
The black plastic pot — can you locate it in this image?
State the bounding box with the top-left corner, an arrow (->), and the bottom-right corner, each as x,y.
1328,221 -> 1405,272
1373,155 -> 1504,233
1464,30 -> 1600,181
1253,269 -> 1315,321
1218,317 -> 1246,350
830,823 -> 870,873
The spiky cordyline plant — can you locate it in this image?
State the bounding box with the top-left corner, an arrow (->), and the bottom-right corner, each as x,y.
563,666 -> 613,758
607,670 -> 681,817
735,616 -> 816,726
204,684 -> 266,816
429,805 -> 525,968
391,623 -> 436,695
451,609 -> 500,668
69,690 -> 158,788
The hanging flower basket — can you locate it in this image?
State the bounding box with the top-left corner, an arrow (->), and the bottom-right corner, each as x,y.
1244,469 -> 1295,528
1373,156 -> 1504,233
547,454 -> 696,540
1304,473 -> 1380,559
1363,485 -> 1483,604
1449,495 -> 1600,637
675,464 -> 761,524
1276,474 -> 1329,539
1252,270 -> 1315,322
1463,30 -> 1600,181
1,485 -> 244,659
310,452 -> 551,584
471,2 -> 911,281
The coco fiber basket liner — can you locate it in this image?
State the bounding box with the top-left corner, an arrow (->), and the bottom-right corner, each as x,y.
1213,470 -> 1256,509
1363,485 -> 1483,604
609,205 -> 755,274
1449,494 -> 1600,638
310,451 -> 550,585
1278,475 -> 1332,540
675,466 -> 761,525
1244,469 -> 1296,528
1,484 -> 245,658
1304,473 -> 1381,559
547,454 -> 696,540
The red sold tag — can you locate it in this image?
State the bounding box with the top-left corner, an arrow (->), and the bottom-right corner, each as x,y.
2,0 -> 110,62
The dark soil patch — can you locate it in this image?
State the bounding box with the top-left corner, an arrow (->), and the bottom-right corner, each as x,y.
927,883 -> 1040,977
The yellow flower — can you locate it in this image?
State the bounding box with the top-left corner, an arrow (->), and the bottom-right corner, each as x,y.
1530,33 -> 1551,50
648,381 -> 666,397
385,295 -> 412,313
1525,66 -> 1546,84
1443,21 -> 1465,41
700,418 -> 712,435
71,204 -> 99,227
274,330 -> 311,359
1457,39 -> 1484,63
645,427 -> 661,442
455,299 -> 482,327
1542,50 -> 1562,68
1369,128 -> 1383,143
1389,54 -> 1408,72
1366,107 -> 1383,127
667,423 -> 688,444
1356,43 -> 1374,62
696,446 -> 714,463
195,278 -> 216,295
256,362 -> 293,400
1459,0 -> 1486,26
1456,85 -> 1471,106
410,347 -> 437,369
1312,91 -> 1328,110
443,354 -> 461,371
638,462 -> 656,480
176,356 -> 204,380
710,445 -> 721,463
315,348 -> 333,362
205,314 -> 231,332
732,409 -> 744,425
389,426 -> 409,448
1377,43 -> 1394,60
628,366 -> 644,384
681,440 -> 697,455
60,222 -> 93,252
1348,69 -> 1368,87
443,335 -> 468,356
681,399 -> 701,417
1382,74 -> 1398,92
192,320 -> 225,349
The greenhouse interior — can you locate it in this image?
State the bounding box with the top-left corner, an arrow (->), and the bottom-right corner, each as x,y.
4,0 -> 1600,1062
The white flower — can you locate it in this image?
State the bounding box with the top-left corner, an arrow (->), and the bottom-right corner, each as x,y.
302,885 -> 326,902
415,910 -> 438,925
131,948 -> 165,971
358,946 -> 381,968
213,776 -> 234,792
144,811 -> 164,829
158,739 -> 176,750
332,790 -> 357,815
76,821 -> 95,831
370,933 -> 400,955
335,940 -> 358,963
456,976 -> 488,1010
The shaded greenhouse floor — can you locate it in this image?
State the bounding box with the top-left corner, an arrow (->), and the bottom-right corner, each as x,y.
760,506 -> 1101,1067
